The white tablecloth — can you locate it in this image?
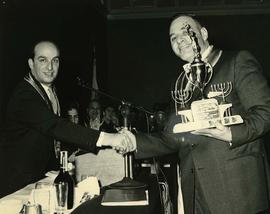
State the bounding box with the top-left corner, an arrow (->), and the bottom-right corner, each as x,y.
0,171 -> 100,214
0,176 -> 53,213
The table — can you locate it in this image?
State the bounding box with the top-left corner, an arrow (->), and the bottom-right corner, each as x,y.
72,194 -> 151,214
0,176 -> 51,213
71,175 -> 162,214
0,174 -> 162,214
0,182 -> 34,204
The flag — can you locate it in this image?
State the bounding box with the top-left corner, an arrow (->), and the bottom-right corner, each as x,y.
91,46 -> 99,100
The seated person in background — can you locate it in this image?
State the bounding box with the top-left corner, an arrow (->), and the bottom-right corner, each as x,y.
99,105 -> 119,133
67,104 -> 79,125
84,99 -> 103,130
76,103 -> 125,186
150,102 -> 169,133
63,102 -> 84,162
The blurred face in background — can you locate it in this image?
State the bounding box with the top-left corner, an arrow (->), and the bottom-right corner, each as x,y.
155,110 -> 166,126
67,108 -> 79,124
103,106 -> 119,125
103,106 -> 114,121
87,101 -> 101,120
28,41 -> 60,86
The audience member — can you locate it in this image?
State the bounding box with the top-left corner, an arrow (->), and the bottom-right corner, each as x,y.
100,105 -> 119,133
85,99 -> 102,130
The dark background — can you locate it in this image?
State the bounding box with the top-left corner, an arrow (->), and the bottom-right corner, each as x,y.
1,0 -> 270,210
106,15 -> 270,110
1,0 -> 270,125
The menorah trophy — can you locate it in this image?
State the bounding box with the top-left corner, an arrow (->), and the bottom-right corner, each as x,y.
171,24 -> 243,133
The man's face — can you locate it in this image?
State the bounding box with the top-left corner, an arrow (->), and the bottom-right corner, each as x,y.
28,42 -> 60,86
169,16 -> 208,63
88,101 -> 101,120
68,108 -> 79,124
104,107 -> 114,120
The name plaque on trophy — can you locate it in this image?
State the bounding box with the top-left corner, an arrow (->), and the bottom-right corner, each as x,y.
191,99 -> 219,123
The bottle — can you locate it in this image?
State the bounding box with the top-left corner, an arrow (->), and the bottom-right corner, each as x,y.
54,151 -> 75,209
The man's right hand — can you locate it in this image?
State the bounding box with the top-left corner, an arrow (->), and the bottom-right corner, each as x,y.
119,128 -> 137,151
101,132 -> 136,154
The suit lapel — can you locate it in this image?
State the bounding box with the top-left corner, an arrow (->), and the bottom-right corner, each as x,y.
205,48 -> 222,68
24,73 -> 54,112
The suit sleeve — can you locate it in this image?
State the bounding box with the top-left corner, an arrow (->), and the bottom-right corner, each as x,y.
231,51 -> 270,147
135,131 -> 181,159
6,86 -> 100,152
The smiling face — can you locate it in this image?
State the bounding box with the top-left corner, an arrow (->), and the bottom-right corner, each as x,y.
28,41 -> 60,86
169,16 -> 209,63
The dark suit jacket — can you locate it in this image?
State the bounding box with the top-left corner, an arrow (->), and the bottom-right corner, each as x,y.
0,73 -> 101,196
135,50 -> 270,214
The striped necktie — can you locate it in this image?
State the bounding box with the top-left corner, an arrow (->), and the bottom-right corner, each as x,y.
48,87 -> 58,115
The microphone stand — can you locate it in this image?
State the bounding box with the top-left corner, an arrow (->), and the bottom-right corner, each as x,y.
107,103 -> 146,189
77,77 -> 148,203
101,102 -> 148,205
76,77 -> 153,115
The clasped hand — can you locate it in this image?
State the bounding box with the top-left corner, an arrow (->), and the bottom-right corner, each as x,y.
191,121 -> 232,142
106,129 -> 136,155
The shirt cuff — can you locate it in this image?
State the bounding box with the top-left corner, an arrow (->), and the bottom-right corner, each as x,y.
96,131 -> 105,147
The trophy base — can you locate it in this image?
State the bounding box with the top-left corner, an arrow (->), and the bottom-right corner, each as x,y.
108,177 -> 147,189
101,177 -> 148,206
173,115 -> 243,133
173,98 -> 243,133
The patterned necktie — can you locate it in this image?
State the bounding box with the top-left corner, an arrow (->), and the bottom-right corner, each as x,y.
48,87 -> 58,115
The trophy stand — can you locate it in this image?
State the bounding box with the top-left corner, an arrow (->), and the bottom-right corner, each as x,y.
101,103 -> 147,206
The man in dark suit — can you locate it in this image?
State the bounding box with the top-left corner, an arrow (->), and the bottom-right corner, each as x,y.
124,15 -> 270,214
0,41 -> 134,197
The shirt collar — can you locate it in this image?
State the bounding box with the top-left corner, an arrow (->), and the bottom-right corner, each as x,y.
40,83 -> 52,97
201,45 -> 213,62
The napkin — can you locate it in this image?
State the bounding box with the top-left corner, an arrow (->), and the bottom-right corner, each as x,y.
74,176 -> 100,207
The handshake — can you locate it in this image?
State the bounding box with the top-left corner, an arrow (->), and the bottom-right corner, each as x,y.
101,129 -> 136,154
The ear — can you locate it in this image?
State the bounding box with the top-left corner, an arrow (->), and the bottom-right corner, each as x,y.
200,27 -> 208,41
28,58 -> 34,70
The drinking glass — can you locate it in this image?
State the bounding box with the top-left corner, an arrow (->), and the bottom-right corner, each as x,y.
33,181 -> 51,214
54,182 -> 68,213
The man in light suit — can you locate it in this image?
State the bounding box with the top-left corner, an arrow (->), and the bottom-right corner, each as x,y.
125,15 -> 270,214
0,41 -> 134,197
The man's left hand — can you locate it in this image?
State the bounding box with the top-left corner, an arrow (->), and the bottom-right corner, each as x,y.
191,121 -> 232,142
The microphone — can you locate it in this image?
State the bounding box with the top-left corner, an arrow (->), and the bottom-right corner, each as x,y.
76,76 -> 154,115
